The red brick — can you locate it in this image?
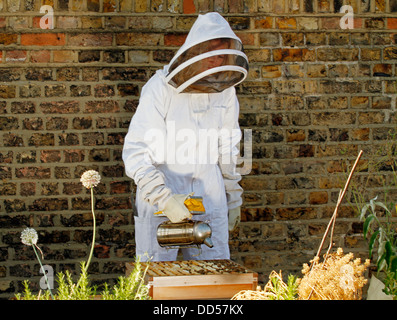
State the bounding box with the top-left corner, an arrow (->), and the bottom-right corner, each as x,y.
321,17 -> 339,29
15,167 -> 51,179
229,0 -> 242,13
68,33 -> 113,47
273,48 -> 304,61
275,207 -> 316,220
0,85 -> 16,98
21,33 -> 66,46
235,32 -> 255,46
57,16 -> 80,29
88,0 -> 100,11
20,182 -> 36,196
104,0 -> 117,12
40,150 -> 61,163
354,18 -> 363,28
164,33 -> 187,46
52,50 -> 75,63
388,18 -> 397,29
40,101 -> 80,114
64,150 -> 85,163
110,181 -> 131,194
276,17 -> 297,29
254,17 -> 273,29
30,50 -> 51,63
116,33 -> 162,46
0,34 -> 18,45
183,0 -> 196,14
85,100 -> 119,113
309,192 -> 328,205
32,17 -> 43,29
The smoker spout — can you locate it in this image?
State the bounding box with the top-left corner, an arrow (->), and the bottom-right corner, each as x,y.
203,237 -> 213,248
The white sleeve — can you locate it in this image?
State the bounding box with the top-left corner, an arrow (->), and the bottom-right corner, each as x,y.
122,75 -> 172,211
218,88 -> 243,210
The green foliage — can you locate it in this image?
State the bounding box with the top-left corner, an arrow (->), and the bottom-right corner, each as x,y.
266,273 -> 299,300
15,172 -> 151,301
345,126 -> 397,299
15,281 -> 35,300
101,261 -> 150,300
55,262 -> 97,300
285,274 -> 300,300
360,197 -> 397,299
348,128 -> 397,216
15,259 -> 150,300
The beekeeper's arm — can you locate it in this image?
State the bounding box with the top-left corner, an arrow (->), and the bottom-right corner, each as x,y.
218,88 -> 243,231
122,77 -> 191,223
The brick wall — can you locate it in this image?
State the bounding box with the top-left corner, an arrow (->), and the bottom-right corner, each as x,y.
0,0 -> 396,298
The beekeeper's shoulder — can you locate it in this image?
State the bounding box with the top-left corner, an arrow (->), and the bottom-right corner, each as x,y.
139,69 -> 172,117
140,69 -> 170,99
222,86 -> 238,107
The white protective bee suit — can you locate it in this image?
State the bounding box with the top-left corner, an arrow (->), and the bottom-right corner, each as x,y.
122,12 -> 249,261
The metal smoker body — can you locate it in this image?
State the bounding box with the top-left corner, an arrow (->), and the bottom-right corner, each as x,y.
157,220 -> 213,249
155,195 -> 214,250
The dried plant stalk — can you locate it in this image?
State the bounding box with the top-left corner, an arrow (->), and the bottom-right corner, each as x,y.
299,248 -> 370,300
314,150 -> 363,263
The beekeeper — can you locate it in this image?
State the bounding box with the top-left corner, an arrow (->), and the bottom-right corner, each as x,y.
122,12 -> 249,262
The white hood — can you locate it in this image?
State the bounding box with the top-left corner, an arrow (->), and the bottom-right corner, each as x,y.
165,12 -> 249,94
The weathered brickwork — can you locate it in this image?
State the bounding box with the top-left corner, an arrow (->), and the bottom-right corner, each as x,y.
0,0 -> 396,297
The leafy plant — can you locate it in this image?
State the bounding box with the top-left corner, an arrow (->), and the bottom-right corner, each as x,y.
266,273 -> 299,300
56,262 -> 97,300
19,228 -> 54,299
15,280 -> 51,300
79,170 -> 101,271
232,270 -> 300,300
16,170 -> 150,300
343,126 -> 397,299
360,196 -> 397,298
15,259 -> 150,300
101,259 -> 150,300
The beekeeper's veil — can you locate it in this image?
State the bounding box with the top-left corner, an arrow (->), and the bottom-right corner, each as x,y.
165,12 -> 249,94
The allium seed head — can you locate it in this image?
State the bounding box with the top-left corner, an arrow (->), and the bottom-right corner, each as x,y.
21,228 -> 38,246
80,170 -> 101,189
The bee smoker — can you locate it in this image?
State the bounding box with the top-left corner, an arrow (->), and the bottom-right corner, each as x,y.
157,220 -> 213,249
155,195 -> 214,250
157,220 -> 213,248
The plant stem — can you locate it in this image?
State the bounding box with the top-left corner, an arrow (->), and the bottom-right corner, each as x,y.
314,150 -> 363,260
32,244 -> 55,300
86,187 -> 96,271
306,151 -> 363,300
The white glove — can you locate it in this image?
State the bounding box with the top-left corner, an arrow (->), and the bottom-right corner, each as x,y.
228,206 -> 241,232
163,194 -> 193,223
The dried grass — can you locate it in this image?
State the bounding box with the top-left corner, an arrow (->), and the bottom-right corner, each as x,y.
232,248 -> 370,300
298,248 -> 370,300
232,152 -> 370,300
232,270 -> 299,300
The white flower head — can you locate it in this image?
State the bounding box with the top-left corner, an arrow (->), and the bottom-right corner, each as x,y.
21,228 -> 38,246
80,170 -> 101,189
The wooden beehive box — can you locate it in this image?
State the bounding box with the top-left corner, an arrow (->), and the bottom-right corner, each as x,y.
125,259 -> 258,300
